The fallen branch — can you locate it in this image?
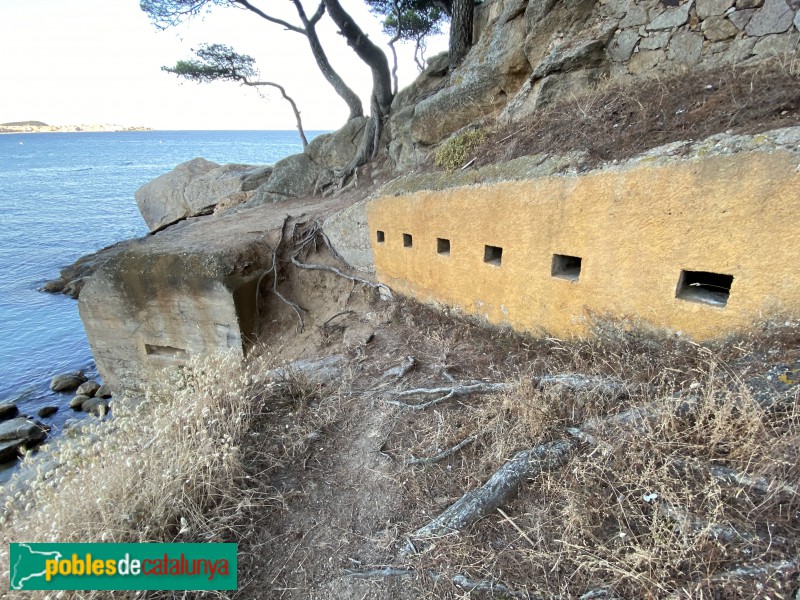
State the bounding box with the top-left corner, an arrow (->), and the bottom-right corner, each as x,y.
386,381 -> 509,411
452,574 -> 530,598
403,440 -> 575,553
656,501 -> 792,549
405,436 -> 476,466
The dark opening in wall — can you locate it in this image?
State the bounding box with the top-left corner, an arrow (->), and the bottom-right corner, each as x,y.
437,238 -> 451,256
403,233 -> 413,248
552,254 -> 582,281
376,230 -> 385,243
145,344 -> 188,359
676,270 -> 734,307
484,245 -> 503,267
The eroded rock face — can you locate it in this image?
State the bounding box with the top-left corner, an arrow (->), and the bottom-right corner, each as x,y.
247,153 -> 322,207
135,159 -> 269,232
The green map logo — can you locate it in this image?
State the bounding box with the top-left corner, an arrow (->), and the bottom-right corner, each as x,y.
9,543 -> 237,591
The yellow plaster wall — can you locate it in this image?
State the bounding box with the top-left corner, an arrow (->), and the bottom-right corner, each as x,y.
367,151 -> 800,339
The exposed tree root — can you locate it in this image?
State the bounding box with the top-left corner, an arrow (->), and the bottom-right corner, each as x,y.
404,436 -> 476,466
344,567 -> 532,598
255,215 -> 306,332
382,355 -> 416,380
388,373 -> 626,411
403,440 -> 576,554
387,381 -> 509,411
666,557 -> 800,598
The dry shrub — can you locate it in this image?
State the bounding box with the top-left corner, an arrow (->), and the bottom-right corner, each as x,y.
0,352 -> 264,599
434,128 -> 488,171
478,57 -> 800,169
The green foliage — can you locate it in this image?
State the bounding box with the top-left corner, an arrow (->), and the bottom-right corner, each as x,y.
366,0 -> 447,43
433,128 -> 487,171
141,0 -> 227,29
162,43 -> 258,83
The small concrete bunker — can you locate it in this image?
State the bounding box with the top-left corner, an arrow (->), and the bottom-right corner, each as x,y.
78,214 -> 273,391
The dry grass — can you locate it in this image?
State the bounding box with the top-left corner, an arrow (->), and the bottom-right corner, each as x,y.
0,352 -> 269,598
475,57 -> 800,169
386,316 -> 800,598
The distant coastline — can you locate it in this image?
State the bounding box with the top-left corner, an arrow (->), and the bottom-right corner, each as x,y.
0,121 -> 151,134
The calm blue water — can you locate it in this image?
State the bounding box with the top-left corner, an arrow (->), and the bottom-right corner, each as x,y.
0,130 -> 318,468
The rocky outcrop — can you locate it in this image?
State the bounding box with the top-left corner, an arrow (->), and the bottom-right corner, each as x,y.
388,0 -> 800,167
42,240 -> 132,299
246,118 -> 369,208
135,159 -> 268,232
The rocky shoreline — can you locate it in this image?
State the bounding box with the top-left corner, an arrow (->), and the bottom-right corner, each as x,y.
0,371 -> 113,470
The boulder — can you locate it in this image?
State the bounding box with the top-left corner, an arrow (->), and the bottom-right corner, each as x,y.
0,417 -> 46,443
247,153 -> 323,207
0,440 -> 22,463
0,403 -> 19,421
37,406 -> 58,418
323,201 -> 375,273
69,395 -> 91,409
306,117 -> 368,171
82,397 -> 109,417
240,166 -> 274,192
135,157 -> 218,232
75,380 -> 101,397
95,385 -> 113,399
50,372 -> 87,392
42,240 -> 132,299
135,159 -> 267,232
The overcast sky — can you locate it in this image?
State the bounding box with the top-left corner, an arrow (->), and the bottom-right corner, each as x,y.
0,0 -> 447,130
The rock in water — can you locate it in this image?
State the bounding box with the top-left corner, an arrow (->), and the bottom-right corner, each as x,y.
82,397 -> 109,417
75,380 -> 100,397
50,372 -> 87,392
95,385 -> 112,399
0,417 -> 47,443
69,395 -> 91,410
0,403 -> 19,421
37,406 -> 58,418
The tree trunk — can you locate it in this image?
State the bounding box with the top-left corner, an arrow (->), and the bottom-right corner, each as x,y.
302,18 -> 364,121
323,0 -> 394,177
241,0 -> 363,121
449,0 -> 473,69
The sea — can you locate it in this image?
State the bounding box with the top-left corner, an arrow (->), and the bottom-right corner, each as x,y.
0,129 -> 320,480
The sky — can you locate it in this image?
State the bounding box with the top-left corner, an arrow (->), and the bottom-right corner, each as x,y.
0,0 -> 448,130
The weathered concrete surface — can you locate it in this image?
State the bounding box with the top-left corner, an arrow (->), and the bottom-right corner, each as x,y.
367,128 -> 800,340
79,194 -> 353,391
